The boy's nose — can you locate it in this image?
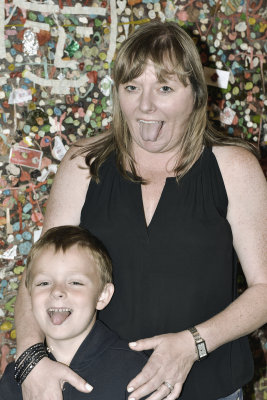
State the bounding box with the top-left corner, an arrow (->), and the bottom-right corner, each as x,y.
50,284 -> 66,298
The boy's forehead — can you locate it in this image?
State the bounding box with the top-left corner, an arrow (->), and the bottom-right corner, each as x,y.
35,242 -> 93,256
30,243 -> 98,272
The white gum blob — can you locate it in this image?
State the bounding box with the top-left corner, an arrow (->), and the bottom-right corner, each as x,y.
139,120 -> 163,142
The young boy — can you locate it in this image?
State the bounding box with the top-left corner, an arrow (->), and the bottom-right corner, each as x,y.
0,226 -> 147,399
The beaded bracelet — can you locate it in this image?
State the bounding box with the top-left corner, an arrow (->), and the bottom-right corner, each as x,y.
15,348 -> 47,384
14,343 -> 48,385
15,343 -> 46,371
18,351 -> 47,384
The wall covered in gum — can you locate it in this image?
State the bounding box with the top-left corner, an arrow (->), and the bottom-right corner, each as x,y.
0,0 -> 266,397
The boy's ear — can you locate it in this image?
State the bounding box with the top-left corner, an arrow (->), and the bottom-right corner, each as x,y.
96,283 -> 114,311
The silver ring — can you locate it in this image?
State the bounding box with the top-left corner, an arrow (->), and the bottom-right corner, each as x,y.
163,381 -> 174,392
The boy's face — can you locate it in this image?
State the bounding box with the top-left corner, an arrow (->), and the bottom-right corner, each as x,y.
29,244 -> 111,347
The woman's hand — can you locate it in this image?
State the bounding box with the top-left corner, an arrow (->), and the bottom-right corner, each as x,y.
127,331 -> 197,400
21,357 -> 93,400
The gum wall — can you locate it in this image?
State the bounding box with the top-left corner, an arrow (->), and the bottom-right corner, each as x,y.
0,1 -> 266,398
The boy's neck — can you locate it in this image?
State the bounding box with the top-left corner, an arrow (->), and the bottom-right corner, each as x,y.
45,319 -> 96,365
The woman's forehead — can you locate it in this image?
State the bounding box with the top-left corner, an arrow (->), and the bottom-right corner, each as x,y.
128,64 -> 180,82
119,59 -> 189,86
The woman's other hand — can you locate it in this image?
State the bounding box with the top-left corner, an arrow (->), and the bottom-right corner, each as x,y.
21,357 -> 93,400
127,331 -> 197,400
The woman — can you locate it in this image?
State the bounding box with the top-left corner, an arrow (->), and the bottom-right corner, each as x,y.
15,22 -> 267,400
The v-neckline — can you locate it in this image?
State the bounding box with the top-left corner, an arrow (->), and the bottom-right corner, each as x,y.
135,147 -> 207,232
139,178 -> 170,232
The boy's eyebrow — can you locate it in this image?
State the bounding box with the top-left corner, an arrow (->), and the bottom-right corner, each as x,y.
32,271 -> 93,278
30,274 -> 50,280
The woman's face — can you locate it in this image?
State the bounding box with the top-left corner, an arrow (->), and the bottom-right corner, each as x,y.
118,60 -> 194,154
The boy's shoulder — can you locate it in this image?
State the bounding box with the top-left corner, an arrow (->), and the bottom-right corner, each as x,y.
106,334 -> 148,365
66,321 -> 149,399
72,320 -> 148,370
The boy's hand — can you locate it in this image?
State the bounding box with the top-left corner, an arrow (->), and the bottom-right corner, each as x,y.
127,331 -> 196,400
21,357 -> 93,400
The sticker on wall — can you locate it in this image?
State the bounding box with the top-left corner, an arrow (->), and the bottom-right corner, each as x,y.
9,146 -> 43,169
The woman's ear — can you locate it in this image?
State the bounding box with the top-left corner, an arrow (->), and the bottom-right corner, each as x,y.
96,283 -> 114,310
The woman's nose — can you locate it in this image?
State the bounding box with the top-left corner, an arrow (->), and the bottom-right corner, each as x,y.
139,90 -> 156,113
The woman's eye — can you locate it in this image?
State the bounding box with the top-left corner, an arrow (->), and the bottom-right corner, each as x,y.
160,86 -> 173,93
125,85 -> 137,92
70,281 -> 83,286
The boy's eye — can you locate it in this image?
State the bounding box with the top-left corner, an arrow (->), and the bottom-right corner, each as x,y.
36,281 -> 50,286
160,86 -> 173,93
70,281 -> 84,286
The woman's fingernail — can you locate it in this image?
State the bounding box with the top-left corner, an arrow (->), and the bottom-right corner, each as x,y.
85,383 -> 93,392
129,397 -> 135,400
128,386 -> 134,392
129,342 -> 137,347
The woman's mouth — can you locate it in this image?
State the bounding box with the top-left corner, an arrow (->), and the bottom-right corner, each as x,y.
138,120 -> 164,142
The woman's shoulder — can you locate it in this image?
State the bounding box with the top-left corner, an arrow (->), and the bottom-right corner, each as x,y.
212,145 -> 260,176
212,145 -> 266,198
42,136 -> 109,231
67,132 -> 110,158
60,132 -> 110,171
75,132 -> 111,146
212,144 -> 257,163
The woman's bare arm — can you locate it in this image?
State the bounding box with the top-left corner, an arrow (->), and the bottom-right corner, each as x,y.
15,139 -> 94,399
15,140 -> 91,351
42,140 -> 92,233
197,145 -> 267,349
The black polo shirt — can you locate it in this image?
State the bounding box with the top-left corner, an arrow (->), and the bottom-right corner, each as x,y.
0,321 -> 148,399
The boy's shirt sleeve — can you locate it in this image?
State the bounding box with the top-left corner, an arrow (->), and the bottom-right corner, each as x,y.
0,362 -> 22,400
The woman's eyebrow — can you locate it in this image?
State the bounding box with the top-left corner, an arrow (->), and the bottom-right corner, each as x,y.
123,78 -> 140,84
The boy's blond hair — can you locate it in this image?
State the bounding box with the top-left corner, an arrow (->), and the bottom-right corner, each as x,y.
25,225 -> 113,290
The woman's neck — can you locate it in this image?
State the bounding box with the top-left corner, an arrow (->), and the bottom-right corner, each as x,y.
131,144 -> 180,180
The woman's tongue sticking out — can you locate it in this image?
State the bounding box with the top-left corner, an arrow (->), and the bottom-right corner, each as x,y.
139,120 -> 164,142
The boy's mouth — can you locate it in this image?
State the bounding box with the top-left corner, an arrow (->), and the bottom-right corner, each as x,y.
138,120 -> 164,142
47,308 -> 72,325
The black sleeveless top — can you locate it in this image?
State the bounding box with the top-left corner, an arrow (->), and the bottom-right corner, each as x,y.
80,147 -> 254,399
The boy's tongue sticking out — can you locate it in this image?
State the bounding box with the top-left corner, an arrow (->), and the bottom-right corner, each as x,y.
48,308 -> 72,325
139,120 -> 164,142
